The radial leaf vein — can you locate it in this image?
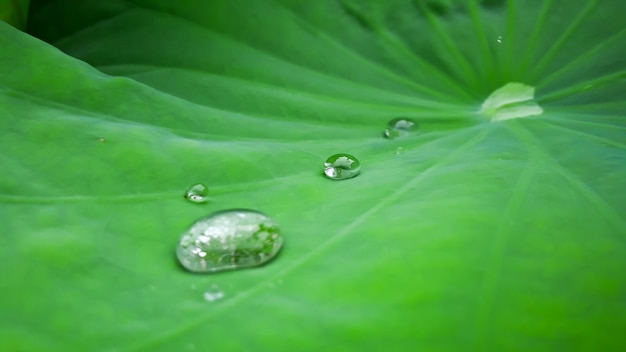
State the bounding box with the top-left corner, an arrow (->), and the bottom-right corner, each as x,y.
538,27 -> 626,89
377,29 -> 474,101
519,0 -> 553,75
529,0 -> 600,81
545,115 -> 626,132
411,0 -> 478,87
537,120 -> 626,149
502,0 -> 517,79
468,0 -> 492,79
516,124 -> 626,236
269,0 -> 461,98
538,69 -> 626,103
473,127 -> 535,350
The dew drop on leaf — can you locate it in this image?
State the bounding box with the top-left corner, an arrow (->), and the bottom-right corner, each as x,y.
184,183 -> 209,203
203,285 -> 224,302
176,209 -> 283,273
384,118 -> 419,139
324,153 -> 361,180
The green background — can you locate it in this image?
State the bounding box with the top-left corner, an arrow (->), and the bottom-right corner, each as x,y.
1,0 -> 625,351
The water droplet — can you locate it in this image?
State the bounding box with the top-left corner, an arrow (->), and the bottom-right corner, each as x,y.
176,209 -> 283,273
395,147 -> 405,155
496,35 -> 503,43
98,137 -> 106,142
184,183 -> 209,203
323,153 -> 360,180
384,118 -> 419,139
203,285 -> 224,302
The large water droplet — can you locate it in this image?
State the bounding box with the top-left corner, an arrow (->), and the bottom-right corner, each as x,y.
384,118 -> 419,139
324,153 -> 360,180
176,209 -> 283,273
184,183 -> 209,203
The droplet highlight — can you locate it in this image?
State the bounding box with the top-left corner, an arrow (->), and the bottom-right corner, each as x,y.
324,153 -> 360,180
176,209 -> 283,273
185,183 -> 209,203
384,118 -> 419,139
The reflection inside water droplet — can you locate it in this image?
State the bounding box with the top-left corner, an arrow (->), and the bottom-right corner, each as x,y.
324,153 -> 361,180
176,209 -> 283,273
384,118 -> 419,139
184,183 -> 209,203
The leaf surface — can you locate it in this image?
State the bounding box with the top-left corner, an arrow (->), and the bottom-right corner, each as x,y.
2,1 -> 625,351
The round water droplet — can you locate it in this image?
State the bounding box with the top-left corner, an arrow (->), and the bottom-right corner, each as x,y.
176,209 -> 283,273
384,118 -> 419,139
324,153 -> 360,180
184,183 -> 209,203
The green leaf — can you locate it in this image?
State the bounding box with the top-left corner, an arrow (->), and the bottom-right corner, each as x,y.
2,0 -> 626,351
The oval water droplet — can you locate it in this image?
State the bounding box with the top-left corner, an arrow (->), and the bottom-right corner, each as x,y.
184,183 -> 209,203
384,118 -> 419,139
176,209 -> 283,273
324,153 -> 360,180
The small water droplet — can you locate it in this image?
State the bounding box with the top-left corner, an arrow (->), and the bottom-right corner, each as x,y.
395,147 -> 405,155
384,118 -> 419,139
496,35 -> 503,43
184,183 -> 209,203
203,285 -> 224,302
323,153 -> 360,180
176,209 -> 283,273
98,137 -> 106,142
